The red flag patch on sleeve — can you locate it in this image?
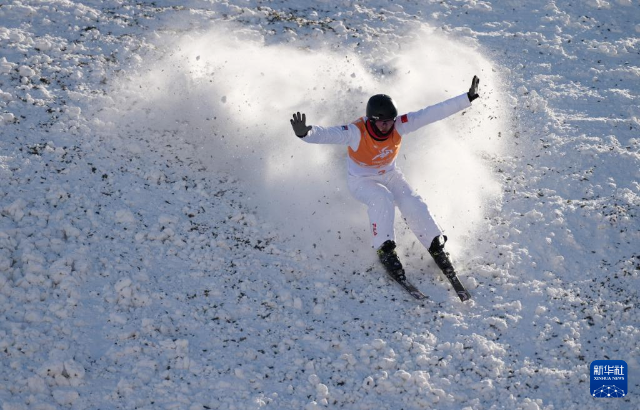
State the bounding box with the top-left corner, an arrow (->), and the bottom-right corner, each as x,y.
400,114 -> 408,123
342,125 -> 349,130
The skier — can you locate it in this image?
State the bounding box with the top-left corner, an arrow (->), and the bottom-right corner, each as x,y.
290,76 -> 480,295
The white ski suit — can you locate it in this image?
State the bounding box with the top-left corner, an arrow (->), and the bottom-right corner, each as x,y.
301,93 -> 472,250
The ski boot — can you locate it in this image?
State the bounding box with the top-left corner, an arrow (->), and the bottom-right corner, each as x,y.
377,240 -> 406,281
428,235 -> 455,278
429,235 -> 471,301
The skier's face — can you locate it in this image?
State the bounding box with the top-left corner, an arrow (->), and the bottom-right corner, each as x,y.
375,118 -> 395,134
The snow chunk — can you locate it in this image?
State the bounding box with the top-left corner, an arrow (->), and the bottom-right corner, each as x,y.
46,185 -> 68,206
524,209 -> 544,222
25,310 -> 42,323
519,398 -> 542,410
34,38 -> 53,51
524,90 -> 548,113
0,254 -> 11,272
3,198 -> 27,222
109,312 -> 128,325
586,0 -> 611,8
53,389 -> 79,405
463,1 -> 492,12
371,339 -> 387,350
63,360 -> 86,385
9,31 -> 26,44
378,357 -> 397,370
19,65 -> 35,77
37,359 -> 84,388
63,223 -> 81,239
65,106 -> 82,119
49,259 -> 72,285
395,370 -> 412,382
1,112 -> 16,124
472,379 -> 494,392
0,58 -> 14,74
27,375 -> 48,394
494,300 -> 522,311
484,316 -> 508,331
316,383 -> 329,397
112,277 -> 151,307
0,89 -> 12,101
293,297 -> 303,310
596,43 -> 618,56
305,402 -> 320,410
115,209 -> 136,224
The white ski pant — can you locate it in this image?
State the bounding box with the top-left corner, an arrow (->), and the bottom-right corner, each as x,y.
347,169 -> 443,250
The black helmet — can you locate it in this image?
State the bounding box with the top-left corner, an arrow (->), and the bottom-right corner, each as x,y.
366,94 -> 398,121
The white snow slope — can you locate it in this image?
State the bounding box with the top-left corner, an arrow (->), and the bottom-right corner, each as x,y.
1,1 -> 638,409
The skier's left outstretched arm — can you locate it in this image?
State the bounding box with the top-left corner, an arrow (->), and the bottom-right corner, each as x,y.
396,76 -> 480,135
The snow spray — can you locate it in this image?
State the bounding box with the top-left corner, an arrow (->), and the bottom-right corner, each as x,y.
99,24 -> 509,258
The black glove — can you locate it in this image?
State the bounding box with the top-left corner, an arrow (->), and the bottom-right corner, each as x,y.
290,112 -> 312,138
467,75 -> 480,102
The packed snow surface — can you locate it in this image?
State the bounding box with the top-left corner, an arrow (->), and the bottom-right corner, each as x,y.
0,1 -> 638,409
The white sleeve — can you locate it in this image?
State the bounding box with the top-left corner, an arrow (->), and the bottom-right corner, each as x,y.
395,93 -> 472,136
301,124 -> 361,150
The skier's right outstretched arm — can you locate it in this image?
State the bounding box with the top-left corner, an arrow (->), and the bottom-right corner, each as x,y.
290,112 -> 360,147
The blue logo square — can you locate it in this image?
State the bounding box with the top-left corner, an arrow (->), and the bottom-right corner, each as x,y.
590,360 -> 628,398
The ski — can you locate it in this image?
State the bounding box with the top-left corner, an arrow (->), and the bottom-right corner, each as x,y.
440,270 -> 471,302
385,269 -> 427,300
428,237 -> 472,302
